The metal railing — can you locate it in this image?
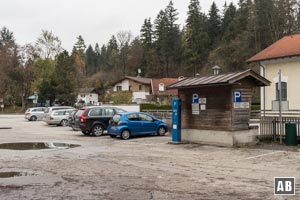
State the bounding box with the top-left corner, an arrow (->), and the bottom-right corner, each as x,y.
142,109 -> 172,119
260,116 -> 300,140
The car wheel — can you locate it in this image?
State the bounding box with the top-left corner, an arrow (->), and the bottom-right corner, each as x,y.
71,125 -> 77,131
30,116 -> 37,121
60,119 -> 68,126
110,135 -> 117,138
91,125 -> 104,136
121,130 -> 131,140
81,131 -> 90,136
157,126 -> 166,136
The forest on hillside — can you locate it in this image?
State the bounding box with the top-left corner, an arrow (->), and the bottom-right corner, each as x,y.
1,0 -> 300,108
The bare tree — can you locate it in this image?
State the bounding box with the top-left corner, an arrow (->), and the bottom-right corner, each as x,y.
117,31 -> 132,76
35,30 -> 63,59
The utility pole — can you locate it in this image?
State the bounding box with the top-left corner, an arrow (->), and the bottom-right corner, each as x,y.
278,70 -> 283,144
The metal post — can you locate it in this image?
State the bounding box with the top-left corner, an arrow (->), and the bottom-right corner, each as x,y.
278,70 -> 283,144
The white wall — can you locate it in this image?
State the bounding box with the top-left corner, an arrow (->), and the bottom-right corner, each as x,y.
113,79 -> 129,91
132,92 -> 150,102
77,93 -> 98,105
261,57 -> 300,110
101,104 -> 140,112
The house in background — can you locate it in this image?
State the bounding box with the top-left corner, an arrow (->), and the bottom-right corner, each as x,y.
248,34 -> 300,111
76,88 -> 99,106
150,78 -> 178,104
110,76 -> 179,104
111,76 -> 152,104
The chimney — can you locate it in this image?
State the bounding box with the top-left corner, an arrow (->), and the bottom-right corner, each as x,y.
137,68 -> 141,78
212,65 -> 221,75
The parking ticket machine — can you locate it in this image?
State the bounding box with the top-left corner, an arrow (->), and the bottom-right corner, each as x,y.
172,98 -> 181,142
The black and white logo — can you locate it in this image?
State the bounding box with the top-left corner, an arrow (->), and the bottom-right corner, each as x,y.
274,177 -> 295,195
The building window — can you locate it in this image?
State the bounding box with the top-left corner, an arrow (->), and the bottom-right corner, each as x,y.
139,85 -> 142,91
129,85 -> 132,91
276,82 -> 287,101
158,83 -> 164,91
116,86 -> 122,91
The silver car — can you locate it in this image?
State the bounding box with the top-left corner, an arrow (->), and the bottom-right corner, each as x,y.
44,109 -> 76,126
25,107 -> 47,121
43,106 -> 74,121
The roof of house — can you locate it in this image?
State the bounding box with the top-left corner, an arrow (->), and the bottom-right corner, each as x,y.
78,88 -> 96,93
151,78 -> 178,96
248,34 -> 300,62
112,76 -> 152,86
167,69 -> 270,89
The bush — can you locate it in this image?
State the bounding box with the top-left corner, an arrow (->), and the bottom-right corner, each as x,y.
140,103 -> 171,111
251,104 -> 260,110
112,92 -> 132,104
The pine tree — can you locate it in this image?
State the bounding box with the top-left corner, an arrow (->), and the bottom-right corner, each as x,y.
153,1 -> 182,77
208,2 -> 222,48
184,0 -> 210,76
221,3 -> 238,42
86,45 -> 97,75
53,50 -> 77,105
140,18 -> 153,50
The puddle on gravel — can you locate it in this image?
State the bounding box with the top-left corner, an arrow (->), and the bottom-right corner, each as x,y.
0,142 -> 80,150
0,172 -> 32,178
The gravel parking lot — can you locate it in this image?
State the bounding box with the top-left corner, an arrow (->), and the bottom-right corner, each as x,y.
0,114 -> 300,200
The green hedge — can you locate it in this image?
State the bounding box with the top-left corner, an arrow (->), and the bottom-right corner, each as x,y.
251,104 -> 260,110
140,103 -> 172,111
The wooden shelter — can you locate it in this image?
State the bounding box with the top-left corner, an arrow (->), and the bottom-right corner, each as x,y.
167,69 -> 270,146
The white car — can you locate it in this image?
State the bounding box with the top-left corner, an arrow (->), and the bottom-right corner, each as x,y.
25,107 -> 47,121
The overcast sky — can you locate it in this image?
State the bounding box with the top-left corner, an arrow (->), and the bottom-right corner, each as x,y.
1,0 -> 238,51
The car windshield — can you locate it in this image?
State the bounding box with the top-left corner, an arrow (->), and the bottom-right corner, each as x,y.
111,114 -> 121,123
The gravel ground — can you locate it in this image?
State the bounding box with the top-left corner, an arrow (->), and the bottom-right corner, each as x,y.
0,114 -> 300,200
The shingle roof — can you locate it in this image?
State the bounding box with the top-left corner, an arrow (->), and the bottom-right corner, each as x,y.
167,69 -> 270,89
126,76 -> 151,84
78,88 -> 96,93
248,34 -> 300,62
151,78 -> 178,96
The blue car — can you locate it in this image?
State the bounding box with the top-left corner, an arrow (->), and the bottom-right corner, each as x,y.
107,112 -> 168,140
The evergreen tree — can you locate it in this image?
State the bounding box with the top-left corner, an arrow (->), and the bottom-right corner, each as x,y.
74,35 -> 86,54
53,50 -> 77,105
153,1 -> 182,77
221,3 -> 238,42
184,0 -> 210,76
254,0 -> 278,49
86,45 -> 97,75
140,18 -> 153,49
208,2 -> 222,48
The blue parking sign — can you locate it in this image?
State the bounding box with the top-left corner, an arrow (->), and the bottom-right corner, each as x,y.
234,91 -> 242,102
192,93 -> 199,104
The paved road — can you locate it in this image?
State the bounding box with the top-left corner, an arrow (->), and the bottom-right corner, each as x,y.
0,115 -> 299,199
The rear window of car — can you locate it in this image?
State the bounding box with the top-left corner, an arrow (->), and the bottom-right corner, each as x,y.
115,108 -> 126,113
111,114 -> 121,123
54,111 -> 65,116
104,108 -> 114,116
89,108 -> 103,116
127,114 -> 139,121
75,109 -> 84,117
44,108 -> 50,113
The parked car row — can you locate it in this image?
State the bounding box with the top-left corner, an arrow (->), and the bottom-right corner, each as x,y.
24,106 -> 168,140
